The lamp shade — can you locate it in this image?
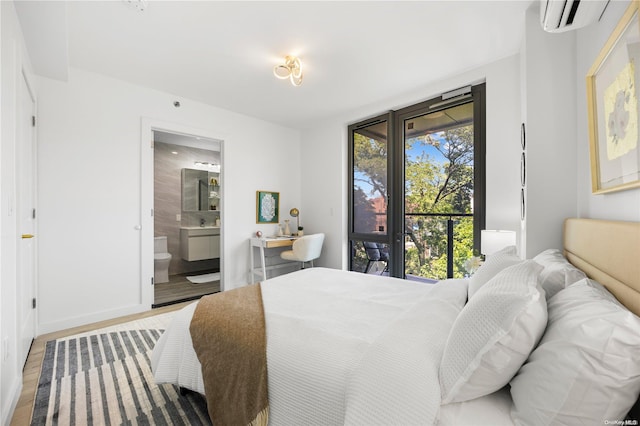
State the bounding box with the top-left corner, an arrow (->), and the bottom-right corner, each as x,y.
481,230 -> 516,255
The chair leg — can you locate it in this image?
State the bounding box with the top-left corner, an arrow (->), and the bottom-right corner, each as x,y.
310,259 -> 314,267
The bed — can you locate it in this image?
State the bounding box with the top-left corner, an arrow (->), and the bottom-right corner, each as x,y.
151,218 -> 640,425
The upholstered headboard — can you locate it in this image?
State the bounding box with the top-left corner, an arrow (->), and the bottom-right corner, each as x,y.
563,218 -> 640,317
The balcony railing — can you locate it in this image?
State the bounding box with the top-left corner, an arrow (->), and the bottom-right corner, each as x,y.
404,212 -> 474,280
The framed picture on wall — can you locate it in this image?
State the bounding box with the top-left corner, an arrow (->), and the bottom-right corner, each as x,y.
256,190 -> 279,223
586,1 -> 640,194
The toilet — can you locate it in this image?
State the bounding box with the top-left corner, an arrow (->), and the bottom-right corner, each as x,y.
154,236 -> 172,284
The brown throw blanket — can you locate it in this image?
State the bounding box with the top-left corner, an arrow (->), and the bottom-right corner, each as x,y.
189,283 -> 268,426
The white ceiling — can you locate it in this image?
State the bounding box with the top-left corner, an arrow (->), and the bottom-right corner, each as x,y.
15,0 -> 533,130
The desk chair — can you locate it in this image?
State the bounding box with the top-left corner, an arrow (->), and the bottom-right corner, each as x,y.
281,233 -> 325,269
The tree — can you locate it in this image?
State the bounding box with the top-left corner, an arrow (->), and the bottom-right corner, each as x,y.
353,132 -> 387,201
404,126 -> 474,279
352,125 -> 475,280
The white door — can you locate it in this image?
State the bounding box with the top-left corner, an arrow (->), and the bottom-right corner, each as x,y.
18,71 -> 36,365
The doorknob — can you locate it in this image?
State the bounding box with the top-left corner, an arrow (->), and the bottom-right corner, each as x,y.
21,234 -> 34,239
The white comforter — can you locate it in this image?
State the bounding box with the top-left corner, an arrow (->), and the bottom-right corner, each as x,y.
152,267 -> 468,425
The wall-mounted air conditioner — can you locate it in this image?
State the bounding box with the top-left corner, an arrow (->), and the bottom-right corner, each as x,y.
540,0 -> 610,33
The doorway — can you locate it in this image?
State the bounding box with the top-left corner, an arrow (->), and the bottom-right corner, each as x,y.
151,131 -> 222,307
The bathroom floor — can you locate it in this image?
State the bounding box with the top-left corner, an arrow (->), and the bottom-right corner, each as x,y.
153,270 -> 220,307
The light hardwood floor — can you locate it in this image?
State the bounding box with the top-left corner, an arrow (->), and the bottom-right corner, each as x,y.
9,301 -> 193,426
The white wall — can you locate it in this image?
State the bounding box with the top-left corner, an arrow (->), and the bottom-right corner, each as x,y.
36,68 -> 301,333
301,55 -> 523,268
576,0 -> 640,221
521,4 -> 578,258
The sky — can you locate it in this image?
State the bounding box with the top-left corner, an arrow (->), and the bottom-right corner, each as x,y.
355,131 -> 450,198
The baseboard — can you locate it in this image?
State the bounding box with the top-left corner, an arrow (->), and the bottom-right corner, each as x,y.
37,303 -> 150,336
2,377 -> 22,426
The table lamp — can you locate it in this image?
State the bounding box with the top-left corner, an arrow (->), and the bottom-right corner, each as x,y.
290,208 -> 300,229
481,230 -> 516,256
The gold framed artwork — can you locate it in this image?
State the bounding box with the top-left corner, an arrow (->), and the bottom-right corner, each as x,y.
586,1 -> 640,194
256,191 -> 279,223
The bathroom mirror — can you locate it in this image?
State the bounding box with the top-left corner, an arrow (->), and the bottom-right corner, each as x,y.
182,168 -> 219,212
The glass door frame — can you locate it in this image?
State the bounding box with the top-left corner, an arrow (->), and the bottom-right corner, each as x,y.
392,84 -> 486,279
348,83 -> 485,279
347,112 -> 395,272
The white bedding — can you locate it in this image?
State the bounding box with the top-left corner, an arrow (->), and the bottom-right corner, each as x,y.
152,267 -> 513,425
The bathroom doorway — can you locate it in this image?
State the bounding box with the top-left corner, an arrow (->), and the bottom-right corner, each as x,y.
151,130 -> 223,307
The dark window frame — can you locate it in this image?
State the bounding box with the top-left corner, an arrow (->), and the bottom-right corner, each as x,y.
348,83 -> 486,277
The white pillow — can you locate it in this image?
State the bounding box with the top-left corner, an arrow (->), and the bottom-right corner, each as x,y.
533,249 -> 587,299
468,245 -> 521,298
440,260 -> 546,403
510,278 -> 640,425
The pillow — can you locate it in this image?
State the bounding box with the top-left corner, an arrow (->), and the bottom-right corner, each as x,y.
510,278 -> 640,425
533,249 -> 587,299
440,260 -> 546,403
468,245 -> 521,298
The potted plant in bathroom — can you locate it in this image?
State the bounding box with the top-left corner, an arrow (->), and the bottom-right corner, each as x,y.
297,226 -> 304,236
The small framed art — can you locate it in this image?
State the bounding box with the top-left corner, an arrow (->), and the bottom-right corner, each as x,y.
256,191 -> 279,223
586,1 -> 640,194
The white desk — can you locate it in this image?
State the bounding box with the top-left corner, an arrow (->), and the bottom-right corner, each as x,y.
249,236 -> 299,282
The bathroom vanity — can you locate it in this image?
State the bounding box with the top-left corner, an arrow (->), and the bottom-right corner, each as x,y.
180,227 -> 220,261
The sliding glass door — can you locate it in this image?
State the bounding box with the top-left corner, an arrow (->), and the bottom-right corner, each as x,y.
395,85 -> 485,280
349,84 -> 485,280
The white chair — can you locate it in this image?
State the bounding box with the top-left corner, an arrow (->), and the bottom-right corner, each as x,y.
280,233 -> 325,269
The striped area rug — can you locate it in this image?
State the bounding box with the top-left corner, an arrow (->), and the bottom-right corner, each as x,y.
31,318 -> 211,425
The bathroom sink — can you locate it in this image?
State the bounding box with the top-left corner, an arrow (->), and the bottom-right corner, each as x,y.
180,227 -> 220,236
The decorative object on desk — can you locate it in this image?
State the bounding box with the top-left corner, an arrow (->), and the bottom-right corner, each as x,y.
256,230 -> 263,237
277,224 -> 283,237
586,0 -> 640,194
297,226 -> 304,236
284,219 -> 291,236
256,190 -> 279,223
481,230 -> 517,257
289,207 -> 300,229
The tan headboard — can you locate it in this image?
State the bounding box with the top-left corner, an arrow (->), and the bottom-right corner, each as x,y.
563,218 -> 640,317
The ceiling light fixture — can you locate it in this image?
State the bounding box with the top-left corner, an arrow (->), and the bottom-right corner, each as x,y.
273,55 -> 303,87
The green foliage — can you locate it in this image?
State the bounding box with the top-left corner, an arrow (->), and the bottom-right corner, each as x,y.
352,125 -> 475,280
353,132 -> 387,199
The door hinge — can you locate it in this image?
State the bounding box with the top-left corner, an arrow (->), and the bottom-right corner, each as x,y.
151,277 -> 154,286
32,208 -> 36,219
32,116 -> 36,127
151,208 -> 154,217
32,298 -> 36,309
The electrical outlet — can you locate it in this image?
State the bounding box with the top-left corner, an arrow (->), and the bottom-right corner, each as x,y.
176,214 -> 181,222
